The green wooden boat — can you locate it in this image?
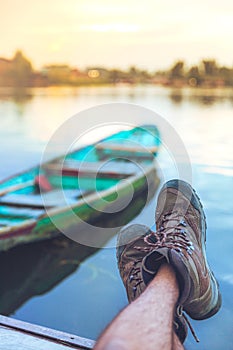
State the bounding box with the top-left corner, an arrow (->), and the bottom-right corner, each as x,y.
0,124 -> 160,251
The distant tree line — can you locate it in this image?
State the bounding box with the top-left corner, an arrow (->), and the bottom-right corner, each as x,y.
0,50 -> 232,88
157,60 -> 233,87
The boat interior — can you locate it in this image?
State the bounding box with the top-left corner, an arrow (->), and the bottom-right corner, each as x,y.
0,126 -> 159,231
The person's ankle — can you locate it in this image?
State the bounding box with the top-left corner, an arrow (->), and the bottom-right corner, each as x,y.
149,263 -> 179,292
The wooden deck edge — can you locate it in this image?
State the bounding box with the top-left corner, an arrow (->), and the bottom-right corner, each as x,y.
0,315 -> 95,349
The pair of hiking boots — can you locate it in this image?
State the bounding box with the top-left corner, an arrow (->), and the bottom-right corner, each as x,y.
117,180 -> 221,343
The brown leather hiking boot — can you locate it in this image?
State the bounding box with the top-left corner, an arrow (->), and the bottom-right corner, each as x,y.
146,179 -> 222,322
117,224 -> 188,344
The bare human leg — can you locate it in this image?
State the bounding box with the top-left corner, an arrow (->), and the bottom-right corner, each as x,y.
94,264 -> 184,350
95,179 -> 222,349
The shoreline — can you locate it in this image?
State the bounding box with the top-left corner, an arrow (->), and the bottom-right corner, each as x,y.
0,84 -> 233,96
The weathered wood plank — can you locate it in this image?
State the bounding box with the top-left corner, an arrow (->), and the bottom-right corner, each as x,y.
0,326 -> 75,350
96,142 -> 158,153
0,315 -> 95,350
44,159 -> 139,178
96,143 -> 158,160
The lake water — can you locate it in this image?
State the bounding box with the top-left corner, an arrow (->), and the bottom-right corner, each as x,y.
0,86 -> 232,350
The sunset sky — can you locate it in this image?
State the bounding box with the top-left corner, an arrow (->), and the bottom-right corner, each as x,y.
1,0 -> 233,70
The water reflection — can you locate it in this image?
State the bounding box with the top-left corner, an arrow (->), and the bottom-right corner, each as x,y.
169,90 -> 183,104
0,88 -> 34,117
0,177 -> 159,316
0,87 -> 33,104
167,87 -> 233,106
188,94 -> 222,106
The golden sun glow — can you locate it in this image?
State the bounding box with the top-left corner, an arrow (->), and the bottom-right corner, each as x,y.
80,23 -> 141,33
1,0 -> 233,69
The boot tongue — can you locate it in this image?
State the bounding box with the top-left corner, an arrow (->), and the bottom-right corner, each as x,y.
142,250 -> 167,285
146,232 -> 157,244
160,212 -> 182,231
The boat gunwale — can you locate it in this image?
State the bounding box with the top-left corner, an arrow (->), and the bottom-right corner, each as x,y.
0,161 -> 156,243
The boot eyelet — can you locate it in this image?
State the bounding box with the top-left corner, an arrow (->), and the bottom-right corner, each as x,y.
129,275 -> 134,281
177,305 -> 183,317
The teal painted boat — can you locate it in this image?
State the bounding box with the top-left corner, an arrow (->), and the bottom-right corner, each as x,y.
0,124 -> 160,251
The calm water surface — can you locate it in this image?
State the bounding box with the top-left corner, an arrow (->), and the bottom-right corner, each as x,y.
0,86 -> 232,350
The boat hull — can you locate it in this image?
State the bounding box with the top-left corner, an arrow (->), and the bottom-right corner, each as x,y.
0,163 -> 159,251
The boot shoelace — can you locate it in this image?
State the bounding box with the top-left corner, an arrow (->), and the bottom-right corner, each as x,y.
142,211 -> 195,255
176,306 -> 200,343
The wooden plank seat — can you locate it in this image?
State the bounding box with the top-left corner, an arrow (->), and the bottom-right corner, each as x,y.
0,189 -> 85,209
96,142 -> 158,159
43,159 -> 140,179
